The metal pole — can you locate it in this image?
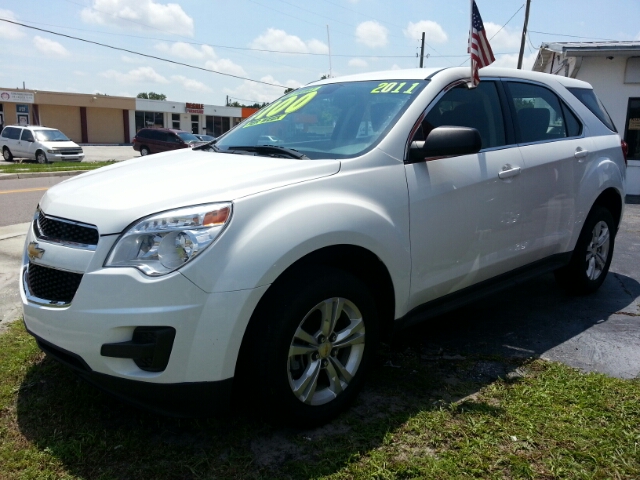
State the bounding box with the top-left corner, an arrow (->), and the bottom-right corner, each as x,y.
517,0 -> 532,69
419,32 -> 425,68
327,25 -> 333,78
470,0 -> 474,82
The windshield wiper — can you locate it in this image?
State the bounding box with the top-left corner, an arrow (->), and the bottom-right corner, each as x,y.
193,140 -> 220,152
224,145 -> 308,159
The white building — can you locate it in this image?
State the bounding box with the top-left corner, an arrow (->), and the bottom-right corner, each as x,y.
533,41 -> 640,195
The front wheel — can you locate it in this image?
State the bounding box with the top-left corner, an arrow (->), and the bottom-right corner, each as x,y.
36,150 -> 48,164
246,268 -> 379,426
555,206 -> 615,295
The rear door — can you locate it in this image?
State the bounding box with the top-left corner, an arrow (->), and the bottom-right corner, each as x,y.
504,80 -> 585,261
405,80 -> 526,308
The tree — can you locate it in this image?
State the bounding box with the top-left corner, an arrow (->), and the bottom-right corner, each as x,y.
137,92 -> 167,100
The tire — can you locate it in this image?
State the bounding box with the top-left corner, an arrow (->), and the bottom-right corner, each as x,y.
36,150 -> 48,164
140,146 -> 150,156
555,206 -> 615,295
244,267 -> 379,426
2,147 -> 12,161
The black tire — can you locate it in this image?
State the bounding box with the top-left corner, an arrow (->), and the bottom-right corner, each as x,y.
140,146 -> 150,156
2,147 -> 12,162
243,267 -> 379,426
555,206 -> 615,295
36,150 -> 48,164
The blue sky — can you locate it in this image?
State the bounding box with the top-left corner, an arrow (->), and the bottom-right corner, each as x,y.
1,0 -> 639,106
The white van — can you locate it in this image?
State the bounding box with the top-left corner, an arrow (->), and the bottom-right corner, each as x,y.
1,125 -> 84,163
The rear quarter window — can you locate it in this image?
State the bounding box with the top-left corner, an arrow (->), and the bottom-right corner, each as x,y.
2,127 -> 21,140
567,87 -> 616,132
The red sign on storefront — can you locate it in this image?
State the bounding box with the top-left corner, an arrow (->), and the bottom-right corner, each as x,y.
186,102 -> 204,114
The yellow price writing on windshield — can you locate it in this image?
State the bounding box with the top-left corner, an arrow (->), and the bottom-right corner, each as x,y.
370,82 -> 420,94
244,87 -> 321,128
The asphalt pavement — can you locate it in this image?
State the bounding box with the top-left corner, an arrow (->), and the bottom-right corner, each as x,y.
0,166 -> 639,377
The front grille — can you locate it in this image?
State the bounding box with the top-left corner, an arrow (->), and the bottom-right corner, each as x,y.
58,149 -> 82,155
36,210 -> 99,246
27,262 -> 83,304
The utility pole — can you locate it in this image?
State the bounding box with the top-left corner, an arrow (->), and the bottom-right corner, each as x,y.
517,0 -> 532,69
419,32 -> 425,68
327,25 -> 333,78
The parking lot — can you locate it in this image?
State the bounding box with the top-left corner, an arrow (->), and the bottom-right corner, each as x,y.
0,145 -> 138,166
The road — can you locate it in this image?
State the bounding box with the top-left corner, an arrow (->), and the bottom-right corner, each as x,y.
0,176 -> 67,226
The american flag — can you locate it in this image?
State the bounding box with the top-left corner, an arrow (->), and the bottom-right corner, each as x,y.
468,0 -> 495,86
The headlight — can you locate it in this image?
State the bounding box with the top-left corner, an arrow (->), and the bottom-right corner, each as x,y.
105,203 -> 232,276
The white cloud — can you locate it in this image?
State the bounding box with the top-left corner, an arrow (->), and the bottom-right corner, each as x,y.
404,20 -> 448,44
348,58 -> 368,68
171,75 -> 212,93
490,52 -> 537,70
204,59 -> 247,77
0,9 -> 26,40
74,71 -> 88,76
483,23 -> 521,51
390,64 -> 402,70
356,21 -> 388,48
33,36 -> 70,57
250,29 -> 328,54
155,42 -> 217,60
81,0 -> 194,36
100,66 -> 169,84
226,75 -> 303,104
121,55 -> 138,63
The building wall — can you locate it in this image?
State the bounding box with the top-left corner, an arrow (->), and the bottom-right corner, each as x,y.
38,105 -> 83,143
574,56 -> 639,133
87,107 -> 124,144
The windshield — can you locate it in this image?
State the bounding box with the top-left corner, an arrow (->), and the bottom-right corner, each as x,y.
34,130 -> 70,142
177,132 -> 201,143
215,79 -> 428,159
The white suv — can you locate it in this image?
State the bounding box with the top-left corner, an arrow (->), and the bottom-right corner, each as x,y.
1,125 -> 84,163
21,67 -> 626,425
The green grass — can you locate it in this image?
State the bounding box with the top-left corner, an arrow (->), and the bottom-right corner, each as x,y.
1,320 -> 639,479
0,161 -> 117,174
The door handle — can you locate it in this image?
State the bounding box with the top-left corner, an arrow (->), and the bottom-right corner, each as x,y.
498,165 -> 521,179
574,148 -> 589,159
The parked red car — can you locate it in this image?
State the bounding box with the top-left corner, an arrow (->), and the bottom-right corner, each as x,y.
132,128 -> 205,156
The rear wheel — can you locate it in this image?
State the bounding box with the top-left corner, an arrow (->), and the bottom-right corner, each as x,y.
555,206 -> 615,295
36,150 -> 48,164
244,267 -> 379,426
140,146 -> 150,156
2,147 -> 12,161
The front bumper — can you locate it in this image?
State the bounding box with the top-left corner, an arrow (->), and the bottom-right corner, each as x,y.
27,328 -> 234,417
21,218 -> 269,414
48,152 -> 85,162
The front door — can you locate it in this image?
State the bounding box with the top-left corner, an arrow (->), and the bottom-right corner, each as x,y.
406,81 -> 525,309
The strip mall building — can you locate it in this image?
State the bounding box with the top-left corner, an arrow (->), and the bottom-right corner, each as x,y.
0,88 -> 258,144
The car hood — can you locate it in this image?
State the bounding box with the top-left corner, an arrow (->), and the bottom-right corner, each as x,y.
39,140 -> 81,149
39,149 -> 341,234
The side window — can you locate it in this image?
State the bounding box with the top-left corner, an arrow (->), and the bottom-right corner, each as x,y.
417,81 -> 506,150
506,82 -> 581,143
3,127 -> 21,140
21,129 -> 35,142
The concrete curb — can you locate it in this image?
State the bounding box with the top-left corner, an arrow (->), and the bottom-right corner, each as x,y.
0,171 -> 85,181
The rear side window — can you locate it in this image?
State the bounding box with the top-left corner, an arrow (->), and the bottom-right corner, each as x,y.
506,82 -> 582,143
2,127 -> 21,140
567,87 -> 616,132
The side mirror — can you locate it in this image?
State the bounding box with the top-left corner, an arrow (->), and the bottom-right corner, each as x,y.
408,126 -> 482,164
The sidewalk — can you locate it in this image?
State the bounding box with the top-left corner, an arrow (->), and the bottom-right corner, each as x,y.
0,223 -> 29,332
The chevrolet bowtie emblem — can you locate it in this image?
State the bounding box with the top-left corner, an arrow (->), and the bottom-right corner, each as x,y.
27,242 -> 45,261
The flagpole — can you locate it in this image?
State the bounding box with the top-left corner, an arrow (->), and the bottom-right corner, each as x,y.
470,0 -> 474,85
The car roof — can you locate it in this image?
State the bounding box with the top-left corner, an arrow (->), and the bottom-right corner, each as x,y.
4,125 -> 59,131
310,66 -> 591,89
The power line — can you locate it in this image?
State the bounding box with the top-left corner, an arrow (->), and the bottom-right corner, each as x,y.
0,18 -> 285,88
528,30 -> 621,42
